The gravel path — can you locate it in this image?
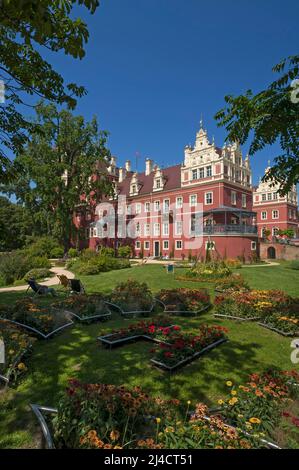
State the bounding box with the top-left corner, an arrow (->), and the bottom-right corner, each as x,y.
0,266 -> 74,293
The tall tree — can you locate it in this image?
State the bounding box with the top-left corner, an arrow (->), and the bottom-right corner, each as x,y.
10,103 -> 113,251
215,55 -> 299,195
0,0 -> 99,181
0,196 -> 36,251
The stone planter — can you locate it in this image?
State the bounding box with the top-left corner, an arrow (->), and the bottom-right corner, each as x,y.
151,338 -> 227,372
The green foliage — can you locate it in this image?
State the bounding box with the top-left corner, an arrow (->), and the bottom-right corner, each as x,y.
23,268 -> 52,282
289,260 -> 299,270
9,103 -> 113,250
0,196 -> 36,251
0,251 -> 51,285
279,229 -> 295,239
215,55 -> 299,194
0,0 -> 100,181
98,247 -> 115,257
117,245 -> 132,258
72,253 -> 130,276
68,248 -> 79,258
25,236 -> 62,258
49,247 -> 64,259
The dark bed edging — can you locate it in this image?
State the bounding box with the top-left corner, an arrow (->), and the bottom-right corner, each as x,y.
258,322 -> 298,337
214,313 -> 260,322
0,317 -> 74,339
150,338 -> 227,372
97,325 -> 176,349
30,404 -> 57,449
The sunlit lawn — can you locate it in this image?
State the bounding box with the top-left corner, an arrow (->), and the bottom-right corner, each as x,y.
0,261 -> 298,448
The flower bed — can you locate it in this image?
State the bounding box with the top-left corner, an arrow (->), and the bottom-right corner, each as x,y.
55,294 -> 111,322
214,370 -> 299,449
258,315 -> 299,337
214,289 -> 292,320
156,288 -> 211,316
0,319 -> 35,384
185,260 -> 232,281
98,316 -> 176,348
150,325 -> 228,372
0,298 -> 73,339
214,274 -> 250,294
108,279 -> 155,315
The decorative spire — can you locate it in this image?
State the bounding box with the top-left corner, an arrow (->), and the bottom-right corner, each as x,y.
200,113 -> 203,130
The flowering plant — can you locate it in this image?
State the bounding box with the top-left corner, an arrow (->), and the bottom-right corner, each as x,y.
52,380 -> 180,449
56,294 -> 110,319
151,325 -> 228,367
99,315 -> 172,341
215,274 -> 250,293
157,288 -> 210,314
215,370 -> 299,446
109,279 -> 154,313
261,314 -> 299,335
186,260 -> 232,280
0,319 -> 35,382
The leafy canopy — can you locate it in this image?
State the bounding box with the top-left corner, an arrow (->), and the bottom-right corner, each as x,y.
9,102 -> 113,250
0,0 -> 99,181
215,55 -> 299,195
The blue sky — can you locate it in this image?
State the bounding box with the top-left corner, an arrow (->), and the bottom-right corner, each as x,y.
19,0 -> 299,184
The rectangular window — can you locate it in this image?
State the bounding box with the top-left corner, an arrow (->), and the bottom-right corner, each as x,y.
163,199 -> 170,213
144,241 -> 150,250
176,197 -> 183,209
175,221 -> 182,236
135,203 -> 141,214
190,194 -> 197,207
144,224 -> 151,236
156,179 -> 161,189
154,223 -> 160,236
163,240 -> 169,250
231,191 -> 237,205
192,169 -> 198,180
199,168 -> 205,179
176,240 -> 182,250
261,211 -> 267,220
162,222 -> 169,236
251,241 -> 257,251
136,222 -> 141,235
267,193 -> 272,201
262,194 -> 266,201
205,240 -> 215,250
242,194 -> 247,208
145,202 -> 151,212
154,200 -> 160,212
272,210 -> 279,219
273,193 -> 278,200
135,241 -> 141,249
205,192 -> 213,205
206,166 -> 212,177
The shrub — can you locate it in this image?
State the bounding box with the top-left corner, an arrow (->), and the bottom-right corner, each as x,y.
215,274 -> 250,293
225,258 -> 242,269
26,255 -> 51,269
110,279 -> 154,312
49,247 -> 64,259
0,252 -> 51,285
157,288 -> 210,314
68,248 -> 79,258
98,247 -> 115,257
289,260 -> 299,270
74,255 -> 130,276
118,245 -> 131,258
186,260 -> 231,280
23,268 -> 52,282
25,236 -> 62,258
80,248 -> 98,261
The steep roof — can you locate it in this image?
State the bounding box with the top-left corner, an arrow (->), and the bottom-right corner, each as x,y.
117,164 -> 182,197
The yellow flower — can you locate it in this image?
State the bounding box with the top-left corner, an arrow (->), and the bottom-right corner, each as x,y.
218,399 -> 224,405
249,417 -> 261,425
17,362 -> 26,371
229,397 -> 238,405
156,418 -> 161,424
187,400 -> 191,405
226,381 -> 233,387
231,390 -> 237,396
110,430 -> 120,441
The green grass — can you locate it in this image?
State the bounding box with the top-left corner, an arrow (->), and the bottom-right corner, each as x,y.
0,261 -> 298,448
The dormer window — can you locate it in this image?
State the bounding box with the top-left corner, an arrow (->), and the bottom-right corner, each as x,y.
156,179 -> 161,189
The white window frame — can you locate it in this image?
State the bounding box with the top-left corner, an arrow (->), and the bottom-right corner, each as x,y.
175,220 -> 183,236
144,223 -> 151,237
189,194 -> 197,207
176,196 -> 183,209
154,200 -> 160,212
262,194 -> 266,201
242,194 -> 247,208
231,191 -> 237,206
145,201 -> 151,213
272,210 -> 279,219
273,193 -> 278,200
205,240 -> 215,250
206,165 -> 212,177
162,222 -> 169,236
205,192 -> 213,205
135,203 -> 141,214
199,167 -> 204,179
154,223 -> 160,236
267,193 -> 272,201
272,227 -> 279,237
192,169 -> 198,180
175,240 -> 182,250
163,240 -> 169,250
163,199 -> 170,213
135,241 -> 141,249
261,211 -> 267,220
144,241 -> 150,250
251,241 -> 257,250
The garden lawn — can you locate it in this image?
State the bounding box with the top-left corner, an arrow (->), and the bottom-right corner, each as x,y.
0,261 -> 298,449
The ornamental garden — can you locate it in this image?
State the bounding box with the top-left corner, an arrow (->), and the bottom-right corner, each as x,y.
0,258 -> 299,449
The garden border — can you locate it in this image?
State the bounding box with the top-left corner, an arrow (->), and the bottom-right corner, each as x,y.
157,299 -> 212,317
30,404 -> 57,449
0,317 -> 74,340
0,346 -> 31,385
214,313 -> 260,322
150,338 -> 227,372
105,301 -> 156,317
97,325 -> 176,349
258,322 -> 299,337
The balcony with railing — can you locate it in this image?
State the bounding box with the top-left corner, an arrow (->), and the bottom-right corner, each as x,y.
202,224 -> 257,235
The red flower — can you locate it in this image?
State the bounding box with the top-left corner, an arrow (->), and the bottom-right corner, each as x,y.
164,352 -> 174,358
282,411 -> 291,418
291,417 -> 299,427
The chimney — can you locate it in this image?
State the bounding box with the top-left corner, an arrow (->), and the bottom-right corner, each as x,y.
119,167 -> 126,183
145,158 -> 154,176
108,156 -> 117,174
125,160 -> 131,172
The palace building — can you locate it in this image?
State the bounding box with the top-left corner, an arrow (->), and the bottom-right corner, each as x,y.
83,124 -> 298,260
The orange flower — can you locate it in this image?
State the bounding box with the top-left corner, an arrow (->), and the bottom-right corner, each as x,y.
110,430 -> 120,442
